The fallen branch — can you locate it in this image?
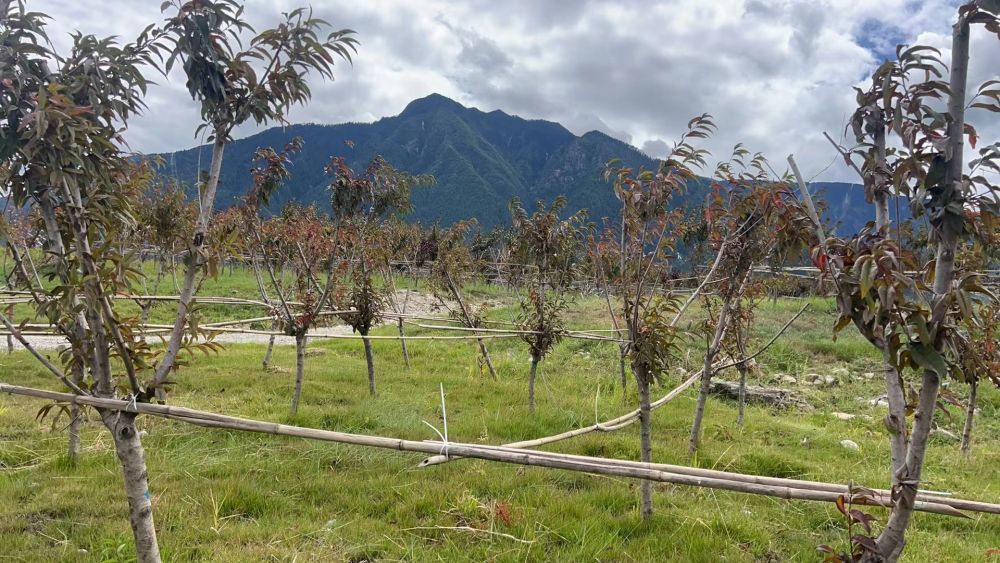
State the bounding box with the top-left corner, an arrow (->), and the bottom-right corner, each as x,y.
421,304 -> 810,466
401,526 -> 534,544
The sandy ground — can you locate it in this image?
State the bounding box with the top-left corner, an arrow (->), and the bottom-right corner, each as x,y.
5,290 -> 458,351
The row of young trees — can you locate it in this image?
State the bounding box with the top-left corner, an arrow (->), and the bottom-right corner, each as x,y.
1,1 -> 999,561
0,1 -> 358,560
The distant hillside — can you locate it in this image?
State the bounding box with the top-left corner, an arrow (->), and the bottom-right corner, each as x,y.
153,93 -> 885,232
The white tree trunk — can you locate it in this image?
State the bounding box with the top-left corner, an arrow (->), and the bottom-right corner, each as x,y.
871,15 -> 969,561
637,371 -> 653,519
290,332 -> 306,415
151,139 -> 226,391
882,347 -> 908,483
528,354 -> 539,414
101,410 -> 160,563
961,378 -> 977,455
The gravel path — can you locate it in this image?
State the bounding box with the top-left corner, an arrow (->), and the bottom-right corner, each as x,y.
4,290 -> 459,351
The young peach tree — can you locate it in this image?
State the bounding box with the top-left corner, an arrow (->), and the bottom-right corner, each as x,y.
326,155 -> 432,395
429,220 -> 499,379
149,1 -> 358,398
507,196 -> 586,413
594,115 -> 716,518
688,151 -> 812,456
802,4 -> 1000,558
0,2 -> 358,559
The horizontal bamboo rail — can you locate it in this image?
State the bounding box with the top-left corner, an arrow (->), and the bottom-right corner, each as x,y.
1,383 -> 989,519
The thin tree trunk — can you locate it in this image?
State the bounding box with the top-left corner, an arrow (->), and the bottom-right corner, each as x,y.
5,303 -> 12,354
636,368 -> 653,519
397,318 -> 410,368
290,332 -> 306,416
618,347 -> 628,402
150,139 -> 226,392
882,347 -> 908,483
736,361 -> 748,428
38,195 -> 90,462
66,363 -> 86,462
100,410 -> 160,563
448,276 -> 497,380
67,402 -> 82,461
871,16 -> 969,561
873,108 -> 890,234
477,337 -> 497,380
363,334 -> 376,396
689,299 -> 734,456
262,331 -> 276,370
961,378 -> 977,455
689,348 -> 715,457
528,354 -> 539,414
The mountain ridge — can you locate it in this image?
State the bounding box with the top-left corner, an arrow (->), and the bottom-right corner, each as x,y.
153,93 -> 880,233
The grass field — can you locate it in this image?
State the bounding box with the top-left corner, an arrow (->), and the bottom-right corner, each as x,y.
1,267 -> 999,561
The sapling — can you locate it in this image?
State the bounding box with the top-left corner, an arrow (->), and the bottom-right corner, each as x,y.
794,5 -> 1000,559
595,115 -> 717,518
508,196 -> 586,413
149,1 -> 358,398
688,150 -> 812,456
326,155 -> 432,395
430,220 -> 500,379
0,3 -> 359,559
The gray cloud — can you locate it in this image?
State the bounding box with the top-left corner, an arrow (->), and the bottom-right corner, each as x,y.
641,139 -> 670,159
34,0 -> 1000,181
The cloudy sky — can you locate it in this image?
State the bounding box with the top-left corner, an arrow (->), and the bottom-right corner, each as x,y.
38,0 -> 1000,181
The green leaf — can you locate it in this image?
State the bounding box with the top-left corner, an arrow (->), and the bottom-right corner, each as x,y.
908,343 -> 948,376
859,256 -> 875,299
833,315 -> 852,334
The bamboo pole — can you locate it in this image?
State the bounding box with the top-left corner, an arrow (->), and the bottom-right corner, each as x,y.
0,383 -> 986,518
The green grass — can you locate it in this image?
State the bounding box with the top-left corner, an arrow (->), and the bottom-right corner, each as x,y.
1,273 -> 999,561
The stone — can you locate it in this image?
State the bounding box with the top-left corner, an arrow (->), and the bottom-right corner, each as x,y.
840,439 -> 860,451
822,375 -> 838,387
780,375 -> 798,385
708,381 -> 813,410
831,412 -> 855,421
868,396 -> 889,408
861,372 -> 876,381
931,428 -> 959,442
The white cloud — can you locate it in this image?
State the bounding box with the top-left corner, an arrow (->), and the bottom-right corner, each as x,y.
32,0 -> 1000,181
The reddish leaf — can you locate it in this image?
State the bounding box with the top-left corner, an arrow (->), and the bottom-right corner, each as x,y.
852,535 -> 879,553
835,495 -> 848,516
849,509 -> 874,534
965,123 -> 979,149
495,502 -> 512,526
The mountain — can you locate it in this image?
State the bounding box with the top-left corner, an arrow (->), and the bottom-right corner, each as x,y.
153,93 -> 880,232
